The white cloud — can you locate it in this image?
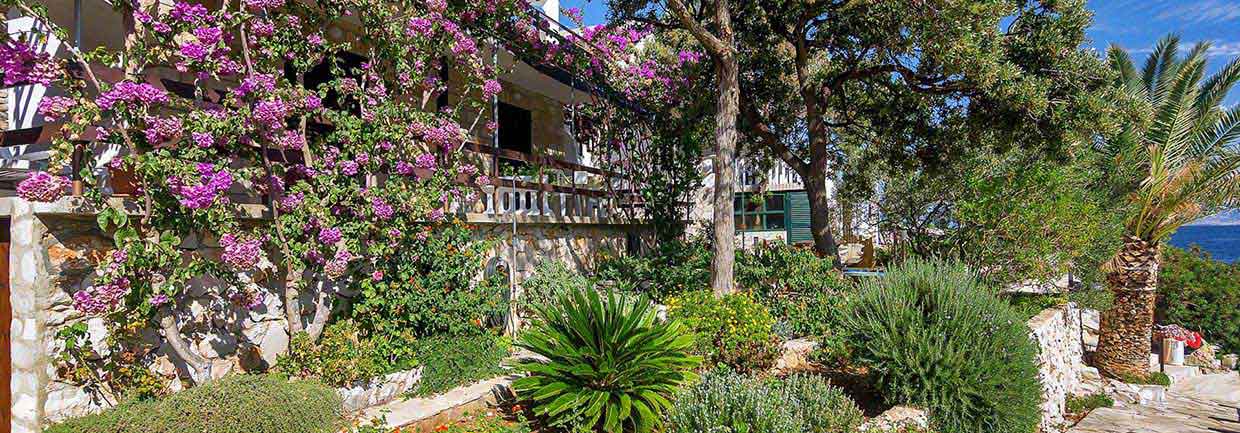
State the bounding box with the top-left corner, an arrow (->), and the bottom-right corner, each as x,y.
1127,41 -> 1240,58
1156,0 -> 1240,23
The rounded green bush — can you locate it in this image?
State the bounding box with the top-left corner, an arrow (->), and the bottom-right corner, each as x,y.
45,374 -> 343,433
839,259 -> 1041,433
667,369 -> 863,433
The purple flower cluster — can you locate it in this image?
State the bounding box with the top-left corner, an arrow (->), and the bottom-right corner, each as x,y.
143,116 -> 183,144
338,160 -> 359,176
16,171 -> 70,202
406,17 -> 433,37
278,191 -> 304,212
395,161 -> 416,176
169,1 -> 210,23
96,82 -> 168,110
252,99 -> 289,128
234,74 -> 276,98
37,96 -> 75,122
371,197 -> 394,220
168,163 -> 233,209
72,277 -> 131,315
482,79 -> 503,99
220,233 -> 263,270
0,40 -> 58,86
411,118 -> 464,150
318,227 -> 342,244
415,153 -> 437,170
192,131 -> 215,148
324,249 -> 352,280
244,0 -> 286,11
149,293 -> 170,307
428,208 -> 446,222
276,129 -> 306,150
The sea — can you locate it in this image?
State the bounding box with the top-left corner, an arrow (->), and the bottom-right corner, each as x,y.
1169,225 -> 1240,263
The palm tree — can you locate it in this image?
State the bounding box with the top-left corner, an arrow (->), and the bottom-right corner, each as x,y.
1095,35 -> 1240,379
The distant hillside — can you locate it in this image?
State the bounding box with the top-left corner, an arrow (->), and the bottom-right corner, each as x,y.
1189,209 -> 1240,226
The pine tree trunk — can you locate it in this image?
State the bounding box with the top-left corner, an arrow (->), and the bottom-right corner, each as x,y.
804,172 -> 838,260
1095,235 -> 1159,379
710,55 -> 739,295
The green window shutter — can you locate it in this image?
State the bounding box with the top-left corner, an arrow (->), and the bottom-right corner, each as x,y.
787,191 -> 812,243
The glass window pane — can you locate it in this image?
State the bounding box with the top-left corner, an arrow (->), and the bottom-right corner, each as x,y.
766,213 -> 786,229
766,194 -> 784,211
734,195 -> 743,213
743,214 -> 760,229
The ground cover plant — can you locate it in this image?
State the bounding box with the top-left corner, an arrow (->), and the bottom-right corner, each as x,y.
44,374 -> 341,433
409,334 -> 511,398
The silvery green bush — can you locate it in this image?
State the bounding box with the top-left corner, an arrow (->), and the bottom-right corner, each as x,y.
667,370 -> 862,433
839,259 -> 1041,433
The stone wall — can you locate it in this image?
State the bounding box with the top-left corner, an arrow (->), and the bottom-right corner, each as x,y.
1027,302 -> 1087,433
2,198 -> 646,432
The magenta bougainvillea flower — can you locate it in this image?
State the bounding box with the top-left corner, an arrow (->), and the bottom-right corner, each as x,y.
17,171 -> 70,202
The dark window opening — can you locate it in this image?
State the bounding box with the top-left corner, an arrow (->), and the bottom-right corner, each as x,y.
734,192 -> 789,231
497,102 -> 532,170
290,51 -> 367,114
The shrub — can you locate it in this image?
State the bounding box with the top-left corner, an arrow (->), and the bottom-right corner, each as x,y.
774,374 -> 865,433
667,369 -> 863,433
519,260 -> 596,315
666,290 -> 779,372
736,243 -> 853,339
1158,245 -> 1240,354
45,374 -> 342,433
349,223 -> 508,343
514,288 -> 700,433
594,238 -> 711,300
1066,393 -> 1114,413
839,259 -> 1042,433
409,334 -> 511,397
275,320 -> 385,387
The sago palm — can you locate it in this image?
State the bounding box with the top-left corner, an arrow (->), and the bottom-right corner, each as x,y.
513,287 -> 700,433
1095,35 -> 1240,378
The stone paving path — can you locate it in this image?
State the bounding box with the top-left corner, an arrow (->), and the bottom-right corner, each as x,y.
1069,372 -> 1240,433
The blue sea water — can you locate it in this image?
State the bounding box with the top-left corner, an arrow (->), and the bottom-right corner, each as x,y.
1169,225 -> 1240,263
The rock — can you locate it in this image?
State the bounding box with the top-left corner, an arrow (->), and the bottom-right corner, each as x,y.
859,406 -> 929,432
1222,354 -> 1238,370
258,326 -> 289,367
1137,385 -> 1166,406
338,367 -> 424,412
197,333 -> 238,359
1186,344 -> 1228,373
773,338 -> 818,373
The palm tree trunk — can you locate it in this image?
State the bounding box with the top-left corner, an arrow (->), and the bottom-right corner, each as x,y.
1095,235 -> 1159,379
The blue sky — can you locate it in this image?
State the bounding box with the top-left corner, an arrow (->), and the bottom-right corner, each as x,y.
558,0 -> 1240,105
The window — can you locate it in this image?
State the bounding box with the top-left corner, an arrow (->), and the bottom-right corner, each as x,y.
497,102 -> 532,170
734,192 -> 787,231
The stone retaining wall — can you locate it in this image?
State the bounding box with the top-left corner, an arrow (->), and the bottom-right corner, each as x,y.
1027,302 -> 1088,433
1,198 -> 646,432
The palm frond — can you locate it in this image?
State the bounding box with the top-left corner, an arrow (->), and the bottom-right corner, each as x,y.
1108,35 -> 1240,243
1142,34 -> 1181,96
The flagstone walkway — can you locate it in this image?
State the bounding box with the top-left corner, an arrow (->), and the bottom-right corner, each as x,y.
1069,372 -> 1240,433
